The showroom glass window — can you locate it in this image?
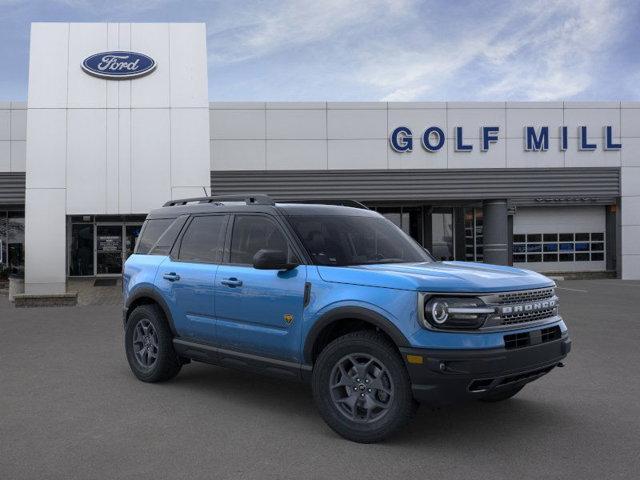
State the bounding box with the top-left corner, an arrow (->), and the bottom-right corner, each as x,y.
512,232 -> 605,263
0,211 -> 25,275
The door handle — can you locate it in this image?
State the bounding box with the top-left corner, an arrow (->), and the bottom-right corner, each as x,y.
163,272 -> 181,282
221,277 -> 243,287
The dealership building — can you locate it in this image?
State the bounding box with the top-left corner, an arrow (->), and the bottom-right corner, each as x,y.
1,22 -> 640,297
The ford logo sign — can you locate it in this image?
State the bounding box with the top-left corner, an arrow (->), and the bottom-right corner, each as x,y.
82,51 -> 156,80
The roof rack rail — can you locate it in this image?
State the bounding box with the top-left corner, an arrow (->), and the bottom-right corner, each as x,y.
163,194 -> 275,207
286,199 -> 370,210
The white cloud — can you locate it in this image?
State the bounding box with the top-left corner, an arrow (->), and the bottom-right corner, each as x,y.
371,37 -> 495,101
205,0 -> 626,101
359,0 -> 625,101
31,0 -> 176,11
207,0 -> 410,65
7,0 -> 624,101
477,0 -> 622,100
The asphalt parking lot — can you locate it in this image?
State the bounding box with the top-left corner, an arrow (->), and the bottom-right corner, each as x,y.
1,279 -> 639,479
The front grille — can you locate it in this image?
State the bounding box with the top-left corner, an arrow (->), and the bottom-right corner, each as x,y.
541,325 -> 562,343
504,325 -> 562,350
497,288 -> 555,304
493,287 -> 558,326
502,307 -> 557,325
504,332 -> 531,349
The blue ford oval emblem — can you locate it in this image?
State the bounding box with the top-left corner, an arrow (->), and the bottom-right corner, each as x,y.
82,51 -> 156,80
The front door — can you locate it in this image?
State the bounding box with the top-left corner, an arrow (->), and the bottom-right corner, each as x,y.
214,214 -> 307,362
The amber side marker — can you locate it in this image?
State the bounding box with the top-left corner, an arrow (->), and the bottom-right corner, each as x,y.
406,354 -> 424,365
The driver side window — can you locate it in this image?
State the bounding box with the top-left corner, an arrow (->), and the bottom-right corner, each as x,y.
229,215 -> 296,265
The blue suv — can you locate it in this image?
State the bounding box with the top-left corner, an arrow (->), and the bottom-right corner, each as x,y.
123,194 -> 571,443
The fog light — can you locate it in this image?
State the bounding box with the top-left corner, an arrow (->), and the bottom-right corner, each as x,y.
406,354 -> 423,365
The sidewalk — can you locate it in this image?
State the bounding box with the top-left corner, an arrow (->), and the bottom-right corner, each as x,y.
69,278 -> 123,306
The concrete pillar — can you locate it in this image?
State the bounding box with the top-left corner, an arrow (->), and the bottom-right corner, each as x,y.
454,207 -> 466,261
24,23 -> 210,294
605,204 -> 617,274
483,200 -> 509,266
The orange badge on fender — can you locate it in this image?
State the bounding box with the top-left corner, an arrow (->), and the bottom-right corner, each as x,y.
284,314 -> 294,324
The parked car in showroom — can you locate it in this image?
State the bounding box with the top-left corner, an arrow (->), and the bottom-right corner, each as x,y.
122,194 -> 570,443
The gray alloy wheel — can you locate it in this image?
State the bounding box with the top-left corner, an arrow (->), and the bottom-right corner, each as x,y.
312,330 -> 417,443
132,318 -> 159,368
329,353 -> 394,423
125,303 -> 182,383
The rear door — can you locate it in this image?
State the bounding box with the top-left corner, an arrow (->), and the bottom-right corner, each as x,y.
214,214 -> 307,362
156,214 -> 229,343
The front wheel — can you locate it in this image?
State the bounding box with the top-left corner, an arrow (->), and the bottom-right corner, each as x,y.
125,304 -> 182,383
312,331 -> 417,443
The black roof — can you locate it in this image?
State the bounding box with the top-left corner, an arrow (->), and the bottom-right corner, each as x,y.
147,194 -> 379,219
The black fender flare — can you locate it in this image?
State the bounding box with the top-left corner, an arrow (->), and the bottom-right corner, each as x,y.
124,287 -> 177,336
303,306 -> 411,364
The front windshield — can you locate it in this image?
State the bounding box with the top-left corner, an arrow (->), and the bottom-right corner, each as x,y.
287,214 -> 433,266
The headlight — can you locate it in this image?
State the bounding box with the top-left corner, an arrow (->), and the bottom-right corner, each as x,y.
422,296 -> 495,330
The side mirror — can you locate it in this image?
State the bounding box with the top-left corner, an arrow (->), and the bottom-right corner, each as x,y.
253,249 -> 298,270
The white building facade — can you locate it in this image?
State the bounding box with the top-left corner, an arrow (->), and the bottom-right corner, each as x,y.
0,22 -> 639,296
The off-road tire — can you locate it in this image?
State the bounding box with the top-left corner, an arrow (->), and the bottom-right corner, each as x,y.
125,304 -> 182,383
312,330 -> 418,443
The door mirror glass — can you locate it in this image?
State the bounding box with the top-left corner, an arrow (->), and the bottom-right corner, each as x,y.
253,249 -> 297,270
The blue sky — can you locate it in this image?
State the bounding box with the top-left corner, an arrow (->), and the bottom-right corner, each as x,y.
1,0 -> 639,101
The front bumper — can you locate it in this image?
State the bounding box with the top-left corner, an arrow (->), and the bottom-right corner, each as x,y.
400,333 -> 571,405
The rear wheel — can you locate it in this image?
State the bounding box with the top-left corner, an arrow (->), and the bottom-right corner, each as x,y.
125,304 -> 182,383
312,331 -> 417,443
479,385 -> 524,402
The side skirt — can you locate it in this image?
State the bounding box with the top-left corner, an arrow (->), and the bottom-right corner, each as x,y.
173,338 -> 313,382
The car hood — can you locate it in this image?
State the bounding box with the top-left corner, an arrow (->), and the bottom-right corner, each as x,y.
316,261 -> 554,293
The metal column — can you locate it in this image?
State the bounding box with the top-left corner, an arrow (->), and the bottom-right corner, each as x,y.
483,200 -> 509,266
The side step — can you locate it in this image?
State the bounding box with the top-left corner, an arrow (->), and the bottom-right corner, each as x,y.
173,338 -> 312,382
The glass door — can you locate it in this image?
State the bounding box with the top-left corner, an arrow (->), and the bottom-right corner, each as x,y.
96,225 -> 123,275
431,208 -> 455,261
70,223 -> 95,276
463,207 -> 483,262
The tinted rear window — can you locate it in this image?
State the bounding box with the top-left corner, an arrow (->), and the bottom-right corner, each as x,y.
148,215 -> 189,255
178,215 -> 228,263
135,218 -> 174,254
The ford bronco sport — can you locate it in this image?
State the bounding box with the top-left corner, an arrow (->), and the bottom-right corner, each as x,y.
123,194 -> 570,443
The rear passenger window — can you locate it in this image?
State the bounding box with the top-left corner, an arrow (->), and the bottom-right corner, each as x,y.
149,215 -> 188,255
136,218 -> 174,254
229,215 -> 294,265
178,215 -> 227,263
